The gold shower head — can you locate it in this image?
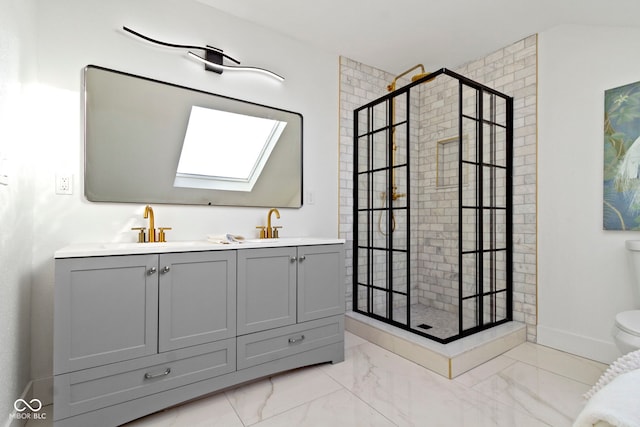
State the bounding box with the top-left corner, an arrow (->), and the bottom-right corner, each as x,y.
411,72 -> 434,82
388,64 -> 431,92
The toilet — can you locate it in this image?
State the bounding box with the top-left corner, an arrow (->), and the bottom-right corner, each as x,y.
613,241 -> 640,353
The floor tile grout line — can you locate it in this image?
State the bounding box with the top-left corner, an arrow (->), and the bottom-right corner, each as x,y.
461,372 -> 558,426
452,355 -> 519,388
320,356 -> 399,426
342,387 -> 400,426
501,354 -> 606,387
507,358 -> 600,387
319,363 -> 351,389
223,390 -> 251,427
505,342 -> 609,370
467,361 -> 592,425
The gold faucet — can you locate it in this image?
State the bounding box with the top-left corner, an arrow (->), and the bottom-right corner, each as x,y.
144,205 -> 156,242
266,208 -> 280,238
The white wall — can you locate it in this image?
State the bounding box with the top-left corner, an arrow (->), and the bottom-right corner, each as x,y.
538,24 -> 640,363
0,0 -> 37,423
0,0 -> 35,425
29,0 -> 339,399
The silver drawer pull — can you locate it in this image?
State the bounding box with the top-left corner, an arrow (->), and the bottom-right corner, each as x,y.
288,335 -> 305,344
144,367 -> 171,380
147,267 -> 157,275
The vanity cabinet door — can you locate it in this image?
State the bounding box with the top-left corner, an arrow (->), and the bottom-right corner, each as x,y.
237,247 -> 297,335
54,255 -> 159,374
158,251 -> 236,352
297,245 -> 345,322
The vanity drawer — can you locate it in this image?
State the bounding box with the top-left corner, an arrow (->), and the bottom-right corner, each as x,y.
237,316 -> 344,370
54,338 -> 235,420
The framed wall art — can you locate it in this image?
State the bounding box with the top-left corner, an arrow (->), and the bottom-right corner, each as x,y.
604,80 -> 640,230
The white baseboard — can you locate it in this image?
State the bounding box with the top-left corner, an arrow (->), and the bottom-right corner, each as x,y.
537,325 -> 620,364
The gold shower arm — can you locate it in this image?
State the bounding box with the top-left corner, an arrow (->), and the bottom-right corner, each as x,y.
387,64 -> 426,92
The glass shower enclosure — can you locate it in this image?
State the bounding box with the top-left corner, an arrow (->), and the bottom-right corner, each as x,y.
353,68 -> 513,343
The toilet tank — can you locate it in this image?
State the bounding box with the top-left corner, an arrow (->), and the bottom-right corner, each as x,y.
625,240 -> 640,299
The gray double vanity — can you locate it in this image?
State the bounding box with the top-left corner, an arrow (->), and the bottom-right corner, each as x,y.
53,238 -> 345,427
51,65 -> 342,426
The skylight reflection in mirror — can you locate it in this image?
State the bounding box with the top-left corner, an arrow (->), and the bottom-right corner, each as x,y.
174,106 -> 287,191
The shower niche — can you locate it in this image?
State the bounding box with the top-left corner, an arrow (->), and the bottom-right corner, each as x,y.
353,67 -> 513,343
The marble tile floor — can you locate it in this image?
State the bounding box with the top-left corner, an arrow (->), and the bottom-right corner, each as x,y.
28,332 -> 608,427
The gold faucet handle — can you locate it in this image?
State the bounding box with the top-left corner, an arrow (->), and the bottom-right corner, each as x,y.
272,226 -> 282,238
158,227 -> 172,243
131,227 -> 146,243
256,226 -> 266,239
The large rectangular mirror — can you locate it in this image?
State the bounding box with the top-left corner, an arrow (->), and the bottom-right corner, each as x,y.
83,65 -> 303,207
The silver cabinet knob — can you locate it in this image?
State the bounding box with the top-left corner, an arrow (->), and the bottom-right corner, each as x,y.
147,267 -> 157,275
299,255 -> 306,262
290,256 -> 297,263
161,266 -> 171,274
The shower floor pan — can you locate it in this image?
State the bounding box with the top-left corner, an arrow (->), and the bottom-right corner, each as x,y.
345,310 -> 525,379
391,304 -> 467,340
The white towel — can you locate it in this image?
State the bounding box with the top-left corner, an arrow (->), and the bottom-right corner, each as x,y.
206,234 -> 245,244
585,349 -> 640,399
573,369 -> 640,427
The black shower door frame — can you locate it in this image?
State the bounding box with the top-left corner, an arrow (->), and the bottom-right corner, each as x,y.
353,68 -> 513,344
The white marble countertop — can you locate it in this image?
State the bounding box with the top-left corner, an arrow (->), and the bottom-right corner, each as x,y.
55,237 -> 346,258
